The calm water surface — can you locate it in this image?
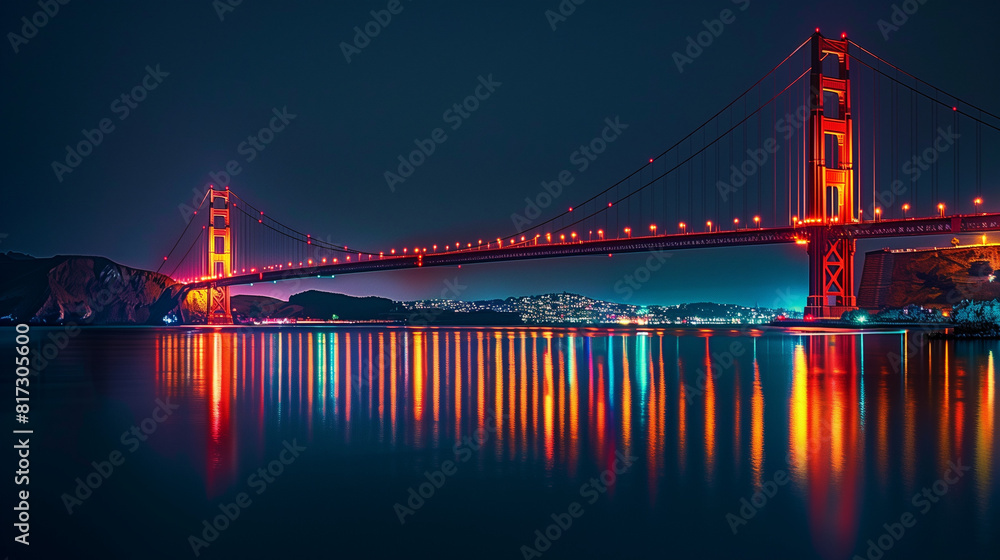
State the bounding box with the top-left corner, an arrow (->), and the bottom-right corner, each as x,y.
8,326 -> 999,559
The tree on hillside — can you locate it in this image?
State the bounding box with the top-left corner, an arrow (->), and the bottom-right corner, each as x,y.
952,299 -> 1000,334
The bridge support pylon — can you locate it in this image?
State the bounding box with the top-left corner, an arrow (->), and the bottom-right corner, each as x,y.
207,188 -> 233,324
803,31 -> 858,319
805,226 -> 857,319
207,282 -> 232,325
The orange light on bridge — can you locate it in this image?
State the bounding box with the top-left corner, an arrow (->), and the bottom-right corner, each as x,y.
560,234 -> 566,242
753,216 -> 760,228
975,198 -> 983,213
649,224 -> 657,235
571,232 -> 577,242
706,221 -> 712,232
874,207 -> 881,222
679,222 -> 686,233
795,239 -> 809,245
902,203 -> 910,218
624,227 -> 631,238
597,229 -> 604,239
938,203 -> 946,217
733,218 -> 739,229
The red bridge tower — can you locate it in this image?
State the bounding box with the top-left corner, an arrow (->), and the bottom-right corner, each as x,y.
803,31 -> 858,319
207,188 -> 233,324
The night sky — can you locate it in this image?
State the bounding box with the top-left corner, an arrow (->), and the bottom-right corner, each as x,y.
3,0 -> 998,310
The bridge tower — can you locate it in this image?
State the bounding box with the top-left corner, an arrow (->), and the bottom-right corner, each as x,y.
803,31 -> 858,319
207,188 -> 233,324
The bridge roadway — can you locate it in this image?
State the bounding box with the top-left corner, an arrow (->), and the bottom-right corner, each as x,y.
182,213 -> 1000,291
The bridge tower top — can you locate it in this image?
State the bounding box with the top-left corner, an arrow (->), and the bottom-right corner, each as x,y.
806,31 -> 855,224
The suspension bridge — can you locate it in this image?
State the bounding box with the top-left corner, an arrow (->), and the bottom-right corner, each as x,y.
157,31 -> 1000,324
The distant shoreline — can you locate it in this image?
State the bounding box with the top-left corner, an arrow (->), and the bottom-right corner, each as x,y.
0,320 -> 955,332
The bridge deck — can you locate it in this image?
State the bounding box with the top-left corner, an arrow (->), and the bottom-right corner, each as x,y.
181,213 -> 1000,291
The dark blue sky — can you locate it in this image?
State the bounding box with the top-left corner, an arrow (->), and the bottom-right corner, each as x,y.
3,0 -> 998,309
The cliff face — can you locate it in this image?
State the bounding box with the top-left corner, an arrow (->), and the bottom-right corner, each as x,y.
858,245 -> 1000,310
0,253 -> 181,324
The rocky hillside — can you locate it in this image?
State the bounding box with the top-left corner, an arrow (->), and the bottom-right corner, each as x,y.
0,253 -> 182,324
859,245 -> 1000,310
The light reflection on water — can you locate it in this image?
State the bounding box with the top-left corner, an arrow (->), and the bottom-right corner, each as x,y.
23,326 -> 1000,558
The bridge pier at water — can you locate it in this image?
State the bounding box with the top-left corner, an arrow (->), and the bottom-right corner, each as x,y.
804,226 -> 857,319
